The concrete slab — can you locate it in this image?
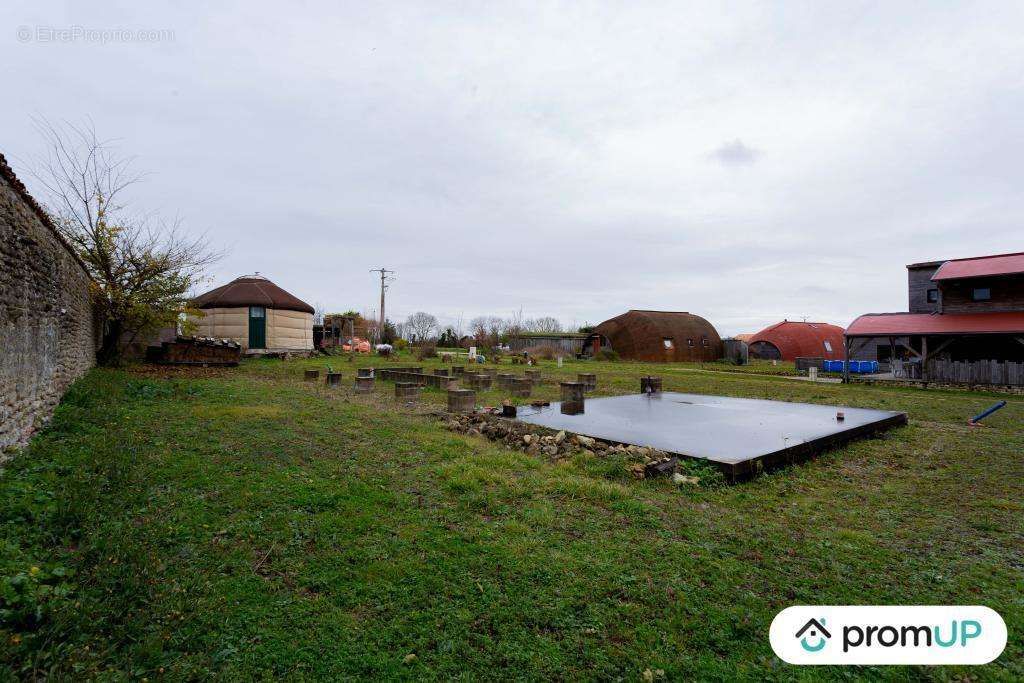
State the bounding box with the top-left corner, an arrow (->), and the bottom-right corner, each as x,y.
514,392 -> 906,478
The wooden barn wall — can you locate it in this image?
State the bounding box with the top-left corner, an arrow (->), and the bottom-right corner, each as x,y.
907,265 -> 941,313
939,275 -> 1024,314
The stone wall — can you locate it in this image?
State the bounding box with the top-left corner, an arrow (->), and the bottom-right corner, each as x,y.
0,154 -> 97,454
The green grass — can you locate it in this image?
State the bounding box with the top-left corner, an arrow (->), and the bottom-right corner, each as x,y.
1,354 -> 1021,680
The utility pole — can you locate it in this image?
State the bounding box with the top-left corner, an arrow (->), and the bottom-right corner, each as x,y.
369,268 -> 395,343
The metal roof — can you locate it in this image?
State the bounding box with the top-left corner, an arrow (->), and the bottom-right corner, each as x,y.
845,311 -> 1024,337
748,320 -> 846,360
931,252 -> 1024,281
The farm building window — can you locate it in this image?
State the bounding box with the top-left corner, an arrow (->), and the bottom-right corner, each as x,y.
662,338 -> 674,349
972,287 -> 991,301
927,288 -> 938,303
687,338 -> 694,347
701,337 -> 708,347
823,340 -> 833,353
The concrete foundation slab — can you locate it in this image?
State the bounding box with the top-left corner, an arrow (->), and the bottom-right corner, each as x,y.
514,392 -> 906,478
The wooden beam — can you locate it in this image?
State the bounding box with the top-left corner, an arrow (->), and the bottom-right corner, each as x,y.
923,336 -> 956,362
844,336 -> 873,357
904,337 -> 923,360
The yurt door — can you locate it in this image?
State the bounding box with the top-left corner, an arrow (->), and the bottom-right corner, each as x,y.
248,306 -> 266,349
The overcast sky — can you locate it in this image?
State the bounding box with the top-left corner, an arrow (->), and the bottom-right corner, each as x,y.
4,2 -> 1023,335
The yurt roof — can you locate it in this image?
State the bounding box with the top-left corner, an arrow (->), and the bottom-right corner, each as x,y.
192,274 -> 314,314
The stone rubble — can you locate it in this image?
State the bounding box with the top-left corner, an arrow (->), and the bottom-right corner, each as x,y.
442,412 -> 695,483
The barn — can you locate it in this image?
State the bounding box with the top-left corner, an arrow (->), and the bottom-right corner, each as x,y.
747,320 -> 845,361
589,310 -> 722,362
190,274 -> 314,352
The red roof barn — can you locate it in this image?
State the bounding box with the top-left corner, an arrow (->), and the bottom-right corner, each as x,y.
748,320 -> 845,361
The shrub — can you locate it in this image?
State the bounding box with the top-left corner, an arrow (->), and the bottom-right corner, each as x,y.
524,345 -> 556,361
595,349 -> 619,362
414,345 -> 437,360
393,338 -> 409,351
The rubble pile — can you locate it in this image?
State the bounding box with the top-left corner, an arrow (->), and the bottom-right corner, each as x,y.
443,413 -> 699,484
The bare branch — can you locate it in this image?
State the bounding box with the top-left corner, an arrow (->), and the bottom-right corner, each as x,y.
27,118 -> 221,364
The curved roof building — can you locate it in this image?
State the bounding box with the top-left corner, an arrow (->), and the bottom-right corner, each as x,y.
190,274 -> 314,351
747,320 -> 845,361
591,310 -> 722,362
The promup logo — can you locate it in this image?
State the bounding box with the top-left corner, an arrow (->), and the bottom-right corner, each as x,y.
795,618 -> 830,652
770,606 -> 1006,665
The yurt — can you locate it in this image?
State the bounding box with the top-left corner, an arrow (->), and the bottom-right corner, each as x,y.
747,320 -> 845,361
589,310 -> 722,362
190,274 -> 314,352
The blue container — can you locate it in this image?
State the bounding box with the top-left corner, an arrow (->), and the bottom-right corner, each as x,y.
850,360 -> 862,373
827,360 -> 842,372
870,361 -> 879,373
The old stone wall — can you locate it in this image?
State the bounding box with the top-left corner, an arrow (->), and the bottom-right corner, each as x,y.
1,154 -> 97,454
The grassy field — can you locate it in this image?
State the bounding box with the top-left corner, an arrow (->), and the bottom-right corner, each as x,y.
1,354 -> 1021,680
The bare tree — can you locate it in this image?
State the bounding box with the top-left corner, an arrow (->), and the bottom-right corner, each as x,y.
405,311 -> 438,342
29,118 -> 221,364
312,302 -> 326,326
506,307 -> 525,336
469,316 -> 489,345
486,316 -> 507,343
531,316 -> 563,333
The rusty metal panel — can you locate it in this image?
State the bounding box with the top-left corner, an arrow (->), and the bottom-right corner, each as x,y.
748,321 -> 845,361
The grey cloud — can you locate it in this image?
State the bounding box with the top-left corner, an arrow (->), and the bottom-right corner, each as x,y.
2,1 -> 1024,338
708,140 -> 760,166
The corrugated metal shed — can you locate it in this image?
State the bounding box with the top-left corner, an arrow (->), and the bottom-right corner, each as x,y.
508,333 -> 586,353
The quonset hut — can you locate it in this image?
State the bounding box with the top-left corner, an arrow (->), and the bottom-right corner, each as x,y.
190,274 -> 314,353
588,310 -> 722,362
747,320 -> 845,361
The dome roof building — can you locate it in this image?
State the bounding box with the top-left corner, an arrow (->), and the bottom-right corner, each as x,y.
190,274 -> 313,352
747,320 -> 845,361
589,310 -> 722,362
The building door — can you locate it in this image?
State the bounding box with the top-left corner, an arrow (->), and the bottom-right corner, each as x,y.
248,306 -> 266,349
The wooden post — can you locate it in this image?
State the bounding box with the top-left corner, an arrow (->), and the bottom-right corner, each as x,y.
560,381 -> 585,415
640,376 -> 663,394
843,337 -> 851,383
447,389 -> 475,413
921,336 -> 928,382
395,382 -> 419,401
